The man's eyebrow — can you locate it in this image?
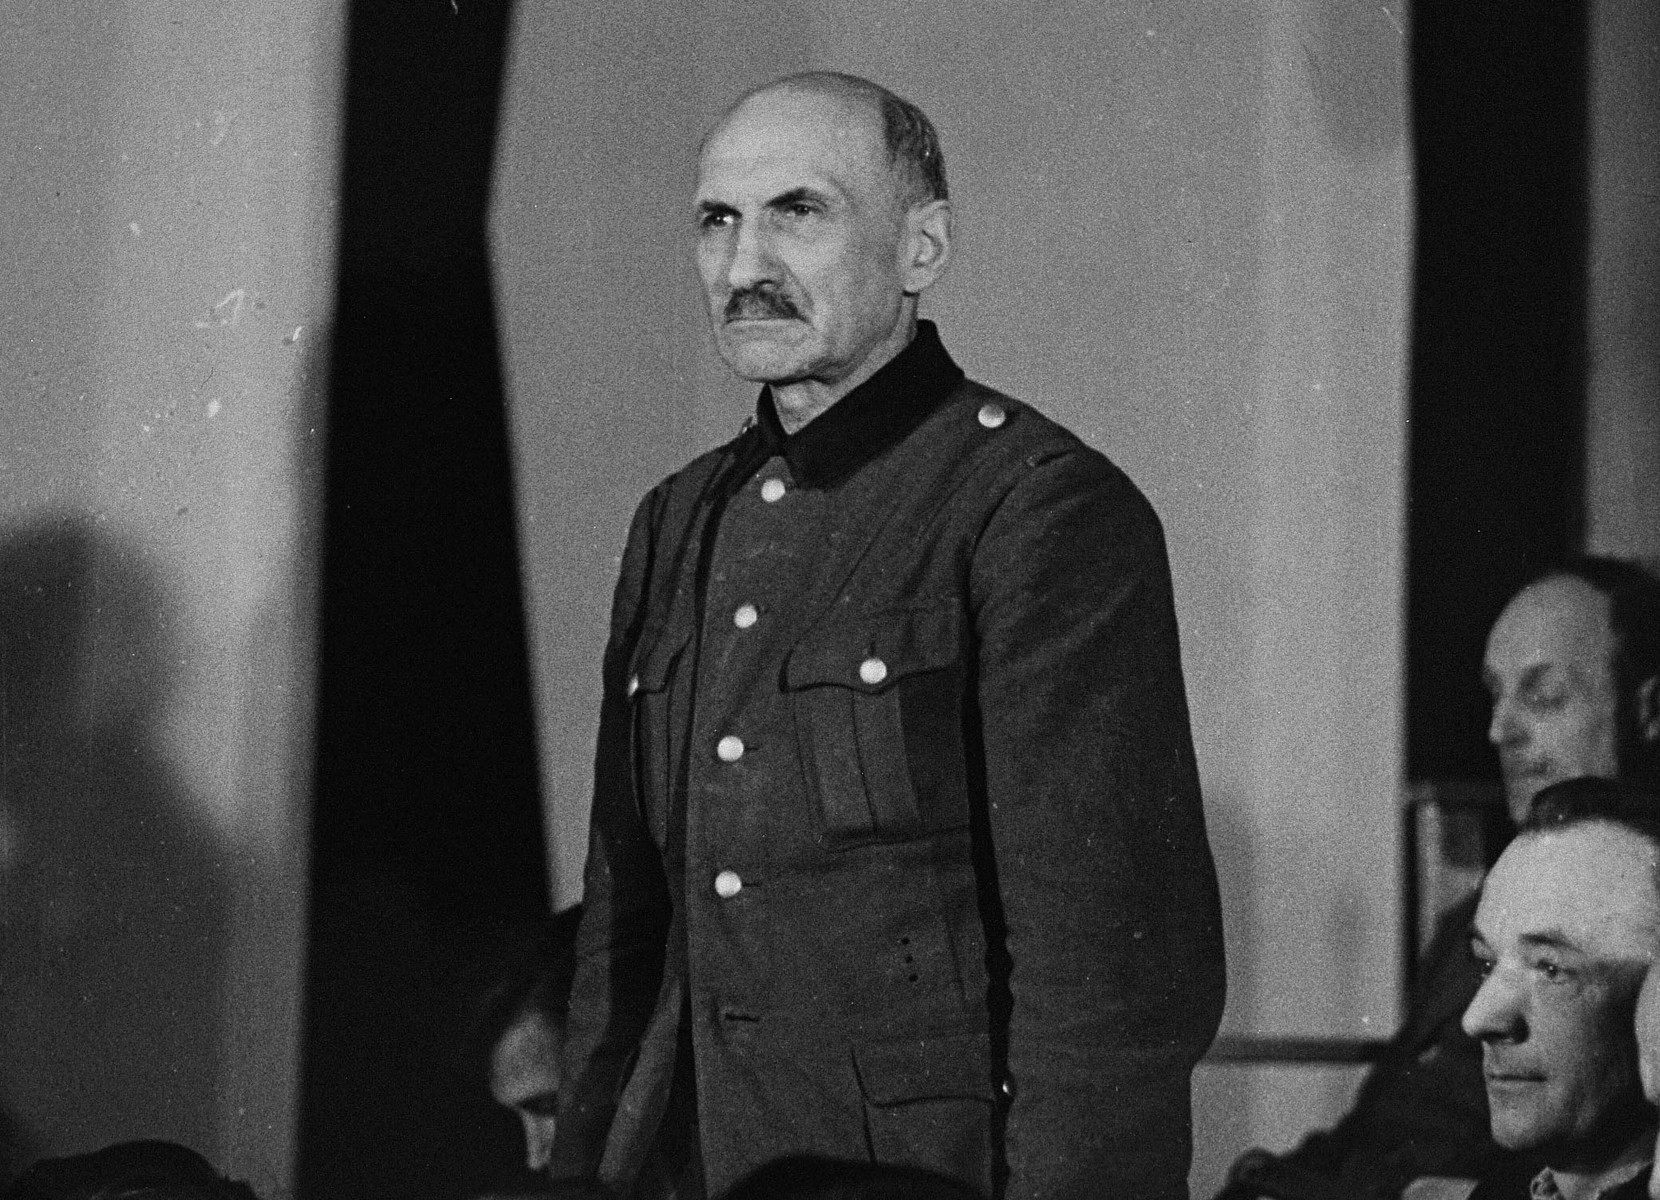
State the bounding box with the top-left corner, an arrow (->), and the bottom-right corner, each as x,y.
767,185 -> 834,209
697,198 -> 738,216
1517,929 -> 1588,955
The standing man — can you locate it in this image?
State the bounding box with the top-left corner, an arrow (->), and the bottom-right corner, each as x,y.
550,72 -> 1225,1200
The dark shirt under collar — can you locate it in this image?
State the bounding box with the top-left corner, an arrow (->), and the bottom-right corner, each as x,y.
754,320 -> 966,488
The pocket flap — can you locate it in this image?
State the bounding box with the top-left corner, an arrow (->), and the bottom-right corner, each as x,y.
852,1029 -> 994,1105
628,625 -> 691,695
785,605 -> 962,694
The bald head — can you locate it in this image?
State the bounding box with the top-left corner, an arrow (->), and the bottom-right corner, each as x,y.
1485,574 -> 1623,822
710,72 -> 948,210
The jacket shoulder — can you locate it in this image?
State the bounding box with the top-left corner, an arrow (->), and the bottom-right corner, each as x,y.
625,425 -> 755,537
929,377 -> 1161,532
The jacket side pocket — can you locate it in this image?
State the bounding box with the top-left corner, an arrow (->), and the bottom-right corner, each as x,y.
851,1029 -> 995,1192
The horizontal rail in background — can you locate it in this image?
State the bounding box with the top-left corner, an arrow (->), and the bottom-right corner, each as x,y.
1204,1035 -> 1391,1065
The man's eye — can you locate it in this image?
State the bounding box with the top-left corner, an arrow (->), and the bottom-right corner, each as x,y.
1520,681 -> 1569,710
699,211 -> 733,230
1472,953 -> 1495,979
1533,959 -> 1568,982
781,201 -> 818,218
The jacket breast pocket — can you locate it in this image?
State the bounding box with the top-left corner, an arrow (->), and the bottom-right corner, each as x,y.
783,603 -> 970,848
627,624 -> 690,843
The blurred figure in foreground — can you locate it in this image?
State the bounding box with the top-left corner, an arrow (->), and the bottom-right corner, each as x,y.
718,1156 -> 984,1200
463,910 -> 580,1176
0,1140 -> 257,1200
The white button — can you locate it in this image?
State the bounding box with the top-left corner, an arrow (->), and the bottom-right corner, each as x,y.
858,657 -> 888,685
977,402 -> 1007,429
714,870 -> 743,898
716,735 -> 745,762
760,478 -> 786,503
626,675 -> 640,697
734,603 -> 759,629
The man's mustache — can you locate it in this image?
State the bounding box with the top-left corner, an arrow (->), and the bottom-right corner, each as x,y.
724,286 -> 802,322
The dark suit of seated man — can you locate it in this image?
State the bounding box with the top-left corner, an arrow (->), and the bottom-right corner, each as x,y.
1221,559 -> 1660,1200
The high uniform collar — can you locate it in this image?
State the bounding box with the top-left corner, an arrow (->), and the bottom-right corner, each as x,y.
754,320 -> 965,488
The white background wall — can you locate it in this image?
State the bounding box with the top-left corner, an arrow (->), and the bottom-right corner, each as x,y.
1585,0 -> 1660,562
0,2 -> 339,1194
493,1 -> 1410,1192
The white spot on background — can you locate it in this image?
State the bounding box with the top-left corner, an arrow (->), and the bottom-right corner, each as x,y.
128,222 -> 141,236
195,289 -> 247,329
206,400 -> 222,418
282,326 -> 303,346
210,110 -> 237,147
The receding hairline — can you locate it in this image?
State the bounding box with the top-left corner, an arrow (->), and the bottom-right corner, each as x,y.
704,76 -> 882,153
700,71 -> 948,204
1502,816 -> 1660,924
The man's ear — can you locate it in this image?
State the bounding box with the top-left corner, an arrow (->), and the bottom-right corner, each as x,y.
1638,676 -> 1660,746
902,198 -> 952,295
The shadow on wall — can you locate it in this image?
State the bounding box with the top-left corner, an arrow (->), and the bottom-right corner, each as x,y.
0,514 -> 228,1173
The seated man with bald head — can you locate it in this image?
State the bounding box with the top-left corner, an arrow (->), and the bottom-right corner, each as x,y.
1461,777 -> 1660,1200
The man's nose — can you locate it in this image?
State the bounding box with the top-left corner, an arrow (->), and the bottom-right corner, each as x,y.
725,221 -> 778,290
1462,968 -> 1524,1042
1488,694 -> 1524,749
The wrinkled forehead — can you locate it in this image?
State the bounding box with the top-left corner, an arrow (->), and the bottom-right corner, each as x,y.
697,87 -> 891,196
1477,824 -> 1660,958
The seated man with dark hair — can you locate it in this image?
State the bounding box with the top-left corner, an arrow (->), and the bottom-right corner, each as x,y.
1223,558 -> 1660,1200
1460,776 -> 1660,1199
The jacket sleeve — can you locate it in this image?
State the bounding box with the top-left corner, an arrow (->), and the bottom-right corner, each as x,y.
547,487 -> 675,1182
968,445 -> 1226,1199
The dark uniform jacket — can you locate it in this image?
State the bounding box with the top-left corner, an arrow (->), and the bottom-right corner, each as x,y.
549,323 -> 1227,1200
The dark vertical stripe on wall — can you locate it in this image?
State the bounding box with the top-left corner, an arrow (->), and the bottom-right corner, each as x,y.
297,3 -> 549,1199
1406,2 -> 1589,784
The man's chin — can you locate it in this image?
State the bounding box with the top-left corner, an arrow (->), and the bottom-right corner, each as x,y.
1488,1095 -> 1552,1154
714,326 -> 817,383
1501,769 -> 1554,824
